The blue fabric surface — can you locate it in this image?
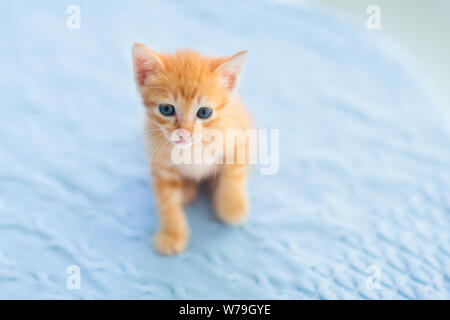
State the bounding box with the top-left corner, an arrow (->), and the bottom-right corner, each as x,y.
0,0 -> 449,299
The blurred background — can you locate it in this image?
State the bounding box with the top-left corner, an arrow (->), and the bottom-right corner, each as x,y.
318,0 -> 450,110
0,0 -> 448,299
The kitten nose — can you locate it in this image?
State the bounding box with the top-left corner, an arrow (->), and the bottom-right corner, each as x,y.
172,128 -> 191,145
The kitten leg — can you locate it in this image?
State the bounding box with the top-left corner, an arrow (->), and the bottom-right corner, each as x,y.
182,178 -> 198,205
213,164 -> 249,225
151,165 -> 189,255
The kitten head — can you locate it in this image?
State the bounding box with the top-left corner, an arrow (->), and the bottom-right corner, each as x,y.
132,43 -> 248,146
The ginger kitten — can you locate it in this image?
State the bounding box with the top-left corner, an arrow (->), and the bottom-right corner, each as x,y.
132,43 -> 252,255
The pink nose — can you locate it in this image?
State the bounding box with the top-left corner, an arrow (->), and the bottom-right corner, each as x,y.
173,129 -> 191,144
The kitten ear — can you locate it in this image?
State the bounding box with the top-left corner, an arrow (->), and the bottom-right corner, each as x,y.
132,43 -> 165,88
215,50 -> 248,92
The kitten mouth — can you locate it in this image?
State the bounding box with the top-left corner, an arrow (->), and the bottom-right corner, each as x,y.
172,138 -> 192,147
171,134 -> 202,146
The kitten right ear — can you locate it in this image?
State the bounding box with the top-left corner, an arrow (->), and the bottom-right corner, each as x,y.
132,43 -> 164,88
215,50 -> 248,92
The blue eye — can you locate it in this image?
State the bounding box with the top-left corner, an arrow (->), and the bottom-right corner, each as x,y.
159,104 -> 175,116
197,107 -> 213,119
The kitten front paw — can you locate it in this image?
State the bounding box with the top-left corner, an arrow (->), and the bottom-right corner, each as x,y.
213,186 -> 249,226
153,229 -> 189,255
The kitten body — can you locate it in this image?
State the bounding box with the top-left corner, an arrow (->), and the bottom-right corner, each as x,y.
132,44 -> 252,255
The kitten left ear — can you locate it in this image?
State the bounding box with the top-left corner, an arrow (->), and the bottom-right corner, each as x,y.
215,50 -> 248,92
132,43 -> 165,88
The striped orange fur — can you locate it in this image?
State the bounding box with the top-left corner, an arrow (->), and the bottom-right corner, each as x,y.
132,43 -> 252,255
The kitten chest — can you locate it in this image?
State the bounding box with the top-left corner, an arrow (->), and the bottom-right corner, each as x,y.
175,162 -> 218,181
